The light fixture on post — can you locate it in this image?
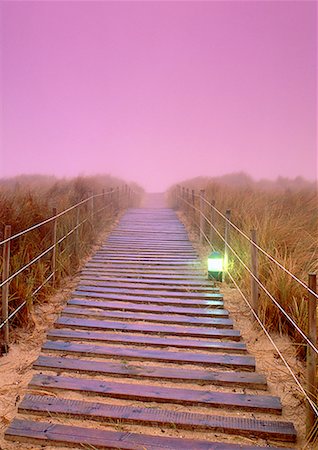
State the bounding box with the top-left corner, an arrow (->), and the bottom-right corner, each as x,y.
208,251 -> 223,281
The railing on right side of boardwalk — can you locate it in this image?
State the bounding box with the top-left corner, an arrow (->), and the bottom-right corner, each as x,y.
171,184 -> 318,441
0,185 -> 142,354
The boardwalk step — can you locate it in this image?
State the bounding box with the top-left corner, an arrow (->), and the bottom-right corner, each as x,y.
75,286 -> 221,300
81,270 -> 206,280
34,355 -> 266,388
5,419 -> 293,449
89,258 -> 201,266
68,298 -> 229,318
81,275 -> 213,288
55,317 -> 241,340
29,374 -> 282,413
19,395 -> 296,441
87,263 -> 205,271
47,329 -> 247,353
73,291 -> 224,308
62,306 -> 234,328
86,263 -> 205,273
79,279 -> 217,293
42,341 -> 255,370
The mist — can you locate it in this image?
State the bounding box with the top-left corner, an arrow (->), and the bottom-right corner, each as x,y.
1,1 -> 316,191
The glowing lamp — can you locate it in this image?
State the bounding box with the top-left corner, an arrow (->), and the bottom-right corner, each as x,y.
208,251 -> 223,281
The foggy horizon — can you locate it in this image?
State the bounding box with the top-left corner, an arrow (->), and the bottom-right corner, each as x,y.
1,1 -> 317,191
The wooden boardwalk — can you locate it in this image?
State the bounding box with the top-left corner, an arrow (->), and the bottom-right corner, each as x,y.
5,203 -> 297,449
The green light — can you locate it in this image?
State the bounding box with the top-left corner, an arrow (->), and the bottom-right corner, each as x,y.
207,251 -> 223,281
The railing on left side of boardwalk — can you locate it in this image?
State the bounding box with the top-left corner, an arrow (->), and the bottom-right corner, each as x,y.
0,185 -> 142,354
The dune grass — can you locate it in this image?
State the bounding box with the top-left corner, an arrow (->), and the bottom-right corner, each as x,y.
169,174 -> 317,348
0,174 -> 142,332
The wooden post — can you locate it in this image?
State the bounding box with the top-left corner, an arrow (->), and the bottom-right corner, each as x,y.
224,209 -> 231,281
110,187 -> 114,215
199,190 -> 205,245
210,200 -> 216,247
116,186 -> 120,211
75,206 -> 80,259
250,229 -> 259,314
51,208 -> 57,287
1,225 -> 11,348
90,193 -> 94,224
176,185 -> 180,209
306,273 -> 317,439
181,187 -> 185,212
186,188 -> 190,216
124,184 -> 128,208
191,190 -> 195,227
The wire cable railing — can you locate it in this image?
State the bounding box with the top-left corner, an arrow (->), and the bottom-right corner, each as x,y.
199,194 -> 318,300
0,184 -> 141,350
174,187 -> 317,438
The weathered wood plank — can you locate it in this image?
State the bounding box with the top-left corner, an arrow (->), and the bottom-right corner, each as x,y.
29,374 -> 282,413
78,279 -> 217,293
55,317 -> 241,340
5,419 -> 292,449
34,355 -> 264,387
61,306 -> 234,328
75,286 -> 221,300
47,329 -> 247,353
68,298 -> 230,318
41,341 -> 255,370
72,291 -> 224,308
82,270 -> 205,280
19,395 -> 296,441
86,262 -> 205,273
80,274 -> 213,287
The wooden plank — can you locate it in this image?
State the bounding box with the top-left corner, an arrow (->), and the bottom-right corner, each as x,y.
81,275 -> 213,287
92,255 -> 198,260
98,248 -> 197,254
79,279 -> 217,293
62,306 -> 234,328
68,298 -> 230,318
72,291 -> 224,308
75,286 -> 221,300
34,356 -> 265,388
55,317 -> 241,340
47,329 -> 248,353
89,258 -> 201,266
81,269 -> 205,280
86,263 -> 205,272
82,272 -> 207,282
42,341 -> 255,370
5,419 -> 292,449
29,374 -> 282,413
19,395 -> 296,441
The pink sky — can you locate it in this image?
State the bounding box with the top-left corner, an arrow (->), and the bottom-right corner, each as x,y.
0,0 -> 317,191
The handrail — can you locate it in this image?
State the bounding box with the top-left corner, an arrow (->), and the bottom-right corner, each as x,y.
176,192 -> 318,355
176,187 -> 318,300
0,189 -> 113,247
175,188 -> 318,421
0,184 -> 141,342
200,195 -> 318,300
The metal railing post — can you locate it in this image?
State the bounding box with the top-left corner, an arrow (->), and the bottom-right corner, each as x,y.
250,229 -> 259,315
306,273 -> 317,439
1,225 -> 11,348
51,208 -> 57,287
